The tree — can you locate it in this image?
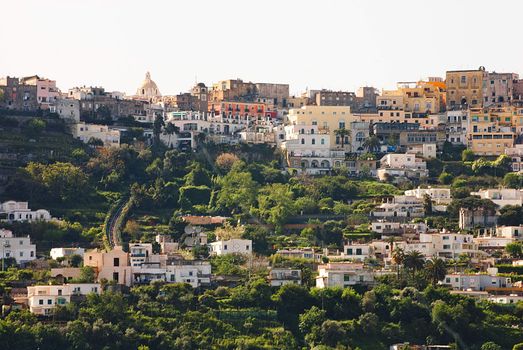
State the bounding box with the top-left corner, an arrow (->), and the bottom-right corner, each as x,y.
498,205 -> 523,226
481,342 -> 502,350
215,153 -> 240,173
462,149 -> 475,162
425,258 -> 446,286
253,183 -> 296,231
163,122 -> 178,147
403,251 -> 424,274
513,343 -> 523,350
503,173 -> 523,189
438,172 -> 453,185
334,127 -> 350,148
505,242 -> 523,258
423,193 -> 433,215
152,114 -> 165,145
214,221 -> 245,240
362,135 -> 381,152
216,167 -> 258,214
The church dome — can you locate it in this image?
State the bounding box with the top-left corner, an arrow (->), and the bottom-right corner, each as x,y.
136,71 -> 161,99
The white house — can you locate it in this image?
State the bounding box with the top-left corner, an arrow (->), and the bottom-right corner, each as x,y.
71,122 -> 120,148
397,231 -> 486,260
372,195 -> 425,218
268,268 -> 302,287
50,247 -> 85,260
165,261 -> 211,288
442,270 -> 512,291
0,201 -> 52,223
209,238 -> 252,256
377,153 -> 428,181
0,229 -> 36,264
343,242 -> 372,261
404,187 -> 452,211
27,283 -> 101,316
470,188 -> 523,208
474,226 -> 523,248
316,262 -> 377,288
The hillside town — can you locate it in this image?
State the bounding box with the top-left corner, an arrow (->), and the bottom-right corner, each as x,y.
1,65 -> 523,349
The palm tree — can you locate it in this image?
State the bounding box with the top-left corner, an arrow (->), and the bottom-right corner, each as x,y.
403,250 -> 425,275
163,122 -> 178,147
335,127 -> 350,148
392,246 -> 405,279
425,257 -> 447,286
362,135 -> 381,152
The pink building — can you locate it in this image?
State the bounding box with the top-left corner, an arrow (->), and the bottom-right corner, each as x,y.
20,75 -> 60,109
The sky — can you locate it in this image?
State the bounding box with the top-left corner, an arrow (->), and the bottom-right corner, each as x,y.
2,0 -> 523,96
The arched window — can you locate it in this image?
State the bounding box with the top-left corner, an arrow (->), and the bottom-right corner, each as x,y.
312,138 -> 316,145
301,138 -> 305,144
310,129 -> 314,134
300,128 -> 305,134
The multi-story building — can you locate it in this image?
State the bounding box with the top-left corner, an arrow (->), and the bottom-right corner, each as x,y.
84,246 -> 133,286
483,72 -> 519,107
343,242 -> 372,261
459,207 -> 497,230
446,67 -> 487,109
446,110 -> 468,144
505,144 -> 523,172
209,238 -> 252,256
467,108 -> 516,156
314,89 -> 356,108
475,225 -> 523,248
275,248 -> 322,262
442,271 -> 511,291
372,196 -> 425,218
50,98 -> 80,122
165,260 -> 212,288
470,188 -> 523,208
20,75 -> 60,109
0,200 -> 52,223
316,262 -> 377,288
0,229 -> 36,265
377,153 -> 428,181
71,122 -> 120,147
27,283 -> 101,316
404,187 -> 452,211
0,76 -> 38,111
397,231 -> 485,260
268,268 -> 302,287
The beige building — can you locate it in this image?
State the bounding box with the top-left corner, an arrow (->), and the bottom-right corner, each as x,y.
27,283 -> 101,316
446,67 -> 487,109
84,246 -> 132,286
71,122 -> 120,147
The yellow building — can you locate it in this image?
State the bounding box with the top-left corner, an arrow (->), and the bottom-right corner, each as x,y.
286,105 -> 355,147
467,108 -> 516,156
446,67 -> 487,109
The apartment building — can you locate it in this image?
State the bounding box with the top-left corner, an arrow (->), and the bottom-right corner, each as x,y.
377,153 -> 428,181
372,195 -> 425,218
459,207 -> 497,230
0,76 -> 38,111
483,72 -> 519,107
442,271 -> 512,291
470,188 -> 523,207
505,144 -> 523,172
343,242 -> 372,261
20,75 -> 60,109
0,229 -> 36,264
27,283 -> 101,316
446,110 -> 468,144
475,226 -> 523,248
404,187 -> 452,211
84,246 -> 132,286
446,67 -> 487,109
467,108 -> 516,156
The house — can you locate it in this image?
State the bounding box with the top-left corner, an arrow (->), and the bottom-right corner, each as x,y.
268,268 -> 302,287
83,246 -> 132,286
470,188 -> 523,207
316,262 -> 377,288
71,122 -> 120,148
404,187 -> 452,211
377,153 -> 428,181
27,283 -> 101,316
275,248 -> 322,262
371,220 -> 428,235
442,270 -> 512,291
343,242 -> 372,261
165,260 -> 212,288
474,225 -> 523,248
50,98 -> 80,122
396,231 -> 486,260
505,144 -> 523,172
372,196 -> 425,219
459,207 -> 498,230
0,201 -> 52,223
50,247 -> 85,260
0,229 -> 36,265
209,239 -> 252,256
155,234 -> 179,254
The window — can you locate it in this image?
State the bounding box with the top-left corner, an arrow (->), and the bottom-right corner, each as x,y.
48,299 -> 52,305
39,299 -> 43,305
246,245 -> 250,250
114,258 -> 120,266
321,138 -> 325,145
312,138 -> 315,145
301,138 -> 305,144
339,121 -> 345,128
356,248 -> 362,255
347,248 -> 353,255
343,274 -> 350,282
224,245 -> 228,250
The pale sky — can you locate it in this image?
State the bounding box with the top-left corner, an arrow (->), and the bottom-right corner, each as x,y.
2,0 -> 522,96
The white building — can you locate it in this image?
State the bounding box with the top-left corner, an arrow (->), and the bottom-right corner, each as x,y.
50,247 -> 85,260
404,187 -> 452,211
505,145 -> 523,172
446,110 -> 468,145
316,262 -> 377,288
377,153 -> 428,181
268,268 -> 302,287
343,242 -> 372,261
275,248 -> 322,262
0,200 -> 51,223
371,221 -> 428,235
474,226 -> 523,248
442,271 -> 512,291
372,196 -> 425,218
397,231 -> 486,260
71,122 -> 120,148
129,243 -> 154,267
0,229 -> 36,264
165,261 -> 211,288
209,238 -> 252,256
27,283 -> 101,316
470,188 -> 523,208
